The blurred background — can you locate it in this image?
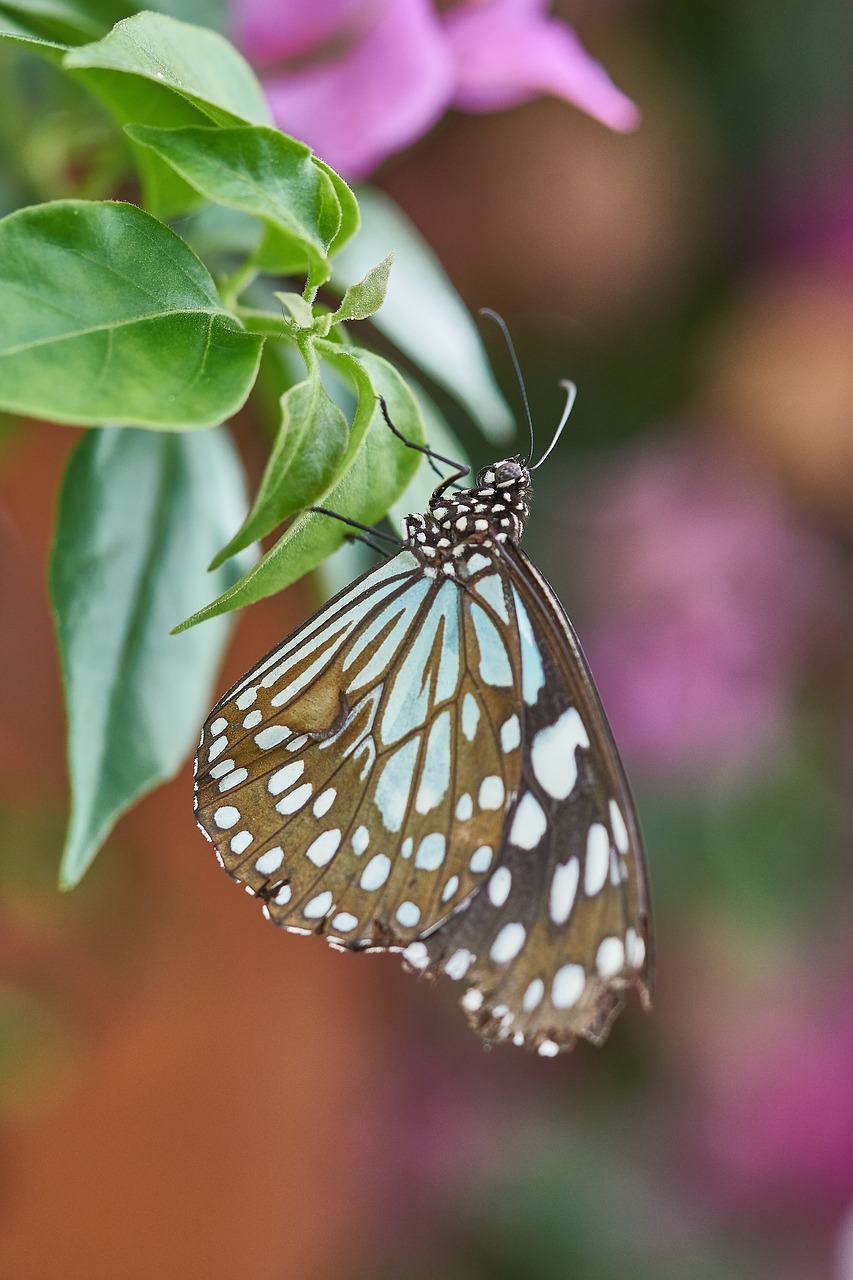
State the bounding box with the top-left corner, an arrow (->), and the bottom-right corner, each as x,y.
2,0 -> 853,1276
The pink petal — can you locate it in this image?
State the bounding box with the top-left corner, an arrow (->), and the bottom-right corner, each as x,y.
444,0 -> 640,133
261,0 -> 454,177
234,0 -> 380,67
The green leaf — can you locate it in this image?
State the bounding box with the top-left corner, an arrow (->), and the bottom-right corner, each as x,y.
332,186 -> 513,442
126,124 -> 339,286
210,365 -> 348,568
314,158 -> 359,256
64,11 -> 270,214
332,253 -> 393,322
64,11 -> 270,125
50,425 -> 254,887
0,13 -> 66,54
0,0 -> 102,46
0,199 -> 263,427
275,291 -> 313,328
175,346 -> 423,629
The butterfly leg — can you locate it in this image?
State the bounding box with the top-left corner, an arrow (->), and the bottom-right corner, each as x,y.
375,395 -> 470,488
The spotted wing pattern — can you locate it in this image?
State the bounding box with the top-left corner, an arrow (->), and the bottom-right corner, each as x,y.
194,457 -> 652,1056
402,544 -> 651,1055
195,549 -> 524,950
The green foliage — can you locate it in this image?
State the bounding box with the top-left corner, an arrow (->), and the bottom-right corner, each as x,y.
0,9 -> 510,880
0,200 -> 263,427
175,346 -> 425,629
50,426 -> 254,887
126,124 -> 346,283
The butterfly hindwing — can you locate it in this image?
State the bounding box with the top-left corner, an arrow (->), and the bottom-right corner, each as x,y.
403,545 -> 651,1054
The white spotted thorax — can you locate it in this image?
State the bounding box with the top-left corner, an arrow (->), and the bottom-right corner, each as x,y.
194,454 -> 652,1056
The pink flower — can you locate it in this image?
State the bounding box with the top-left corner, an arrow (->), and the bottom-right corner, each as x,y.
569,438 -> 839,780
231,0 -> 639,177
698,971 -> 853,1215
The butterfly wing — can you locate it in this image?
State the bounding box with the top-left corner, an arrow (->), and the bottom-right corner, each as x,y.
406,543 -> 652,1054
194,548 -> 524,949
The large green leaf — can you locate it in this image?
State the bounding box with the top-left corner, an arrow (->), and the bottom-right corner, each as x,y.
175,347 -> 423,629
64,11 -> 269,124
210,364 -> 348,567
126,124 -> 341,285
0,199 -> 263,427
64,11 -> 270,213
332,186 -> 514,443
50,425 -> 254,887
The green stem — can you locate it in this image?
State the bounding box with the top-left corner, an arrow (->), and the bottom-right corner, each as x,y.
219,261 -> 260,309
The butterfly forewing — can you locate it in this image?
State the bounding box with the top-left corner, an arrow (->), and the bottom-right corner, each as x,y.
195,548 -> 524,950
195,454 -> 652,1056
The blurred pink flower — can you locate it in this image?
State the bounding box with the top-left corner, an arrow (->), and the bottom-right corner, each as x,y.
698,973 -> 853,1215
571,438 -> 839,779
231,0 -> 639,176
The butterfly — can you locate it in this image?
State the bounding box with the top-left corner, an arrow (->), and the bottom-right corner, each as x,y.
194,423 -> 652,1057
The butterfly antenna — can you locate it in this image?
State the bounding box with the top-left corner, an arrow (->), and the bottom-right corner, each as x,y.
479,308 -> 535,464
530,380 -> 577,472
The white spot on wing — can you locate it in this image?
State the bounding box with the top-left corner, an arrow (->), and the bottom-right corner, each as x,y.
596,936 -> 625,978
531,708 -> 590,799
254,725 -> 291,750
549,858 -> 579,925
275,783 -> 313,815
466,552 -> 491,574
403,941 -> 429,970
584,824 -> 610,896
490,922 -> 526,964
478,775 -> 505,810
303,890 -> 333,919
610,799 -> 629,854
210,717 -> 227,735
213,806 -> 240,830
488,866 -> 512,907
455,793 -> 473,821
352,826 -> 370,855
500,714 -> 520,752
509,793 -> 547,850
522,978 -> 544,1011
255,847 -> 284,875
445,949 -> 474,980
469,845 -> 493,873
305,829 -> 341,867
415,833 -> 445,870
268,759 -> 305,795
313,788 -> 336,818
396,901 -> 421,928
462,692 -> 480,741
230,831 -> 252,855
442,874 -> 459,901
552,963 -> 585,1009
361,853 -> 391,890
218,767 -> 248,793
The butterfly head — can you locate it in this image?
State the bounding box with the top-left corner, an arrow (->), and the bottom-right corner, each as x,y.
406,457 -> 532,567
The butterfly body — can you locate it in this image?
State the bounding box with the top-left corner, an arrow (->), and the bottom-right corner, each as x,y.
194,457 -> 651,1056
